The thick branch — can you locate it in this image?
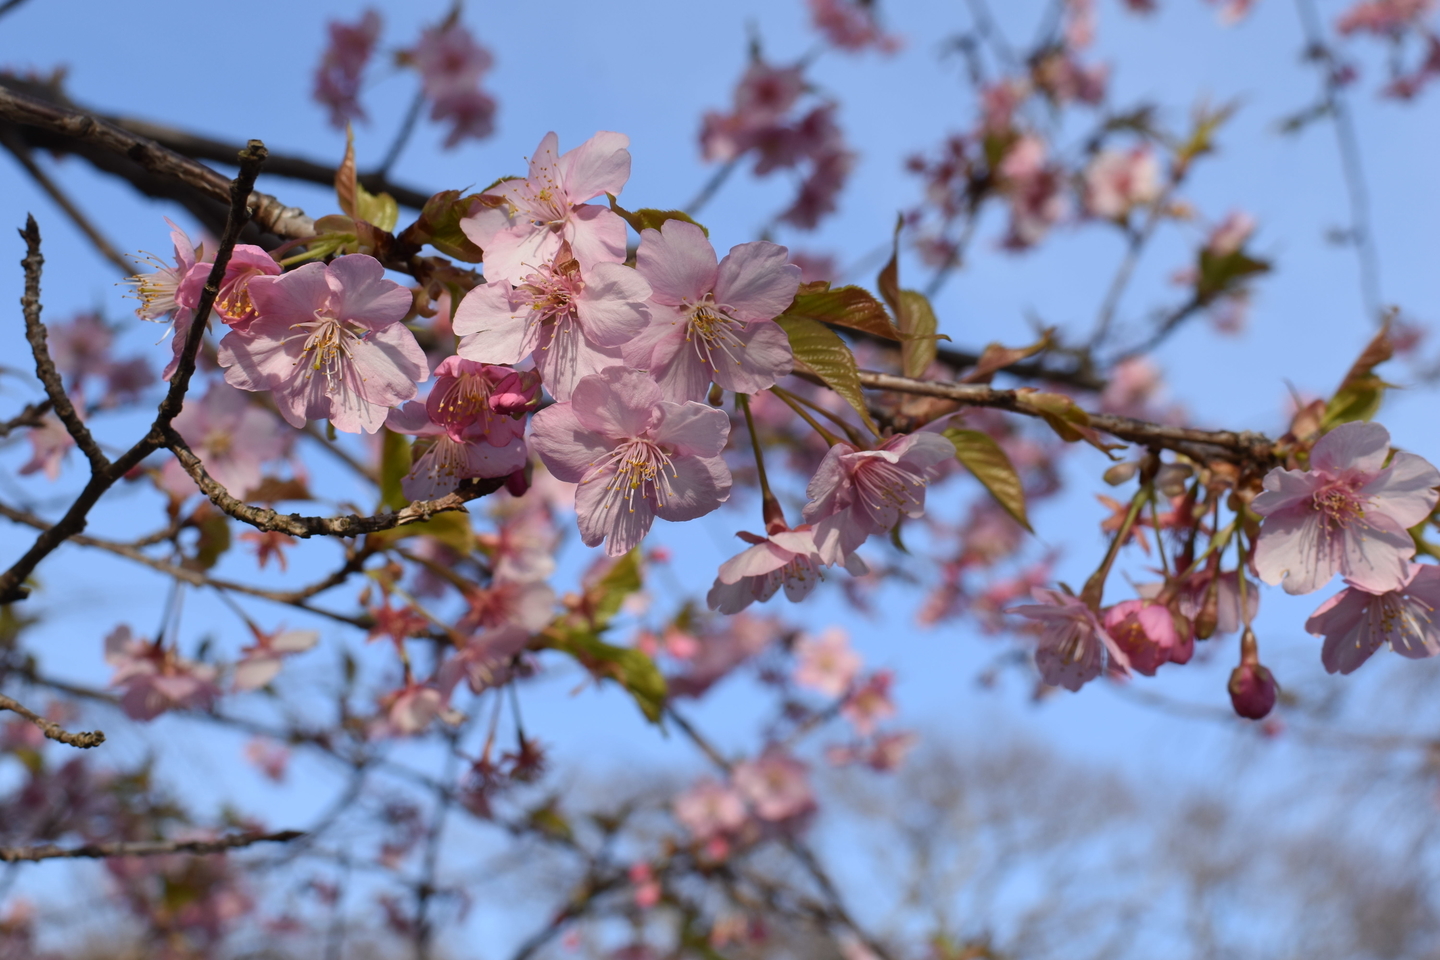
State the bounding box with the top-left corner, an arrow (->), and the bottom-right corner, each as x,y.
855,369 -> 1280,466
0,830 -> 304,863
18,217 -> 106,472
0,692 -> 104,748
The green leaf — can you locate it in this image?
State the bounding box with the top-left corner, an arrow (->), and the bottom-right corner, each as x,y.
543,625 -> 668,723
944,428 -> 1033,532
399,190 -> 485,262
775,314 -> 879,436
608,195 -> 708,236
334,127 -> 398,232
898,290 -> 938,379
585,548 -> 643,630
1195,248 -> 1270,302
191,511 -> 231,571
379,428 -> 412,511
367,511 -> 474,555
785,283 -> 900,341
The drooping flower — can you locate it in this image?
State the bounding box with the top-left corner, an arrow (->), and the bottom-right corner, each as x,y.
405,21 -> 498,148
218,254 -> 429,434
622,220 -> 799,402
529,367 -> 732,556
313,9 -> 382,128
452,246 -> 652,401
731,750 -> 815,822
161,381 -> 294,500
1102,599 -> 1179,676
385,401 -> 526,501
460,131 -> 632,285
232,626 -> 319,692
104,626 -> 220,721
1305,562 -> 1440,674
437,624 -> 531,695
803,432 -> 957,563
673,777 -> 748,841
792,627 -> 861,697
706,525 -> 867,614
1228,657 -> 1277,719
1253,421 -> 1440,595
667,614 -> 779,698
1012,588 -> 1131,691
997,135 -> 1068,249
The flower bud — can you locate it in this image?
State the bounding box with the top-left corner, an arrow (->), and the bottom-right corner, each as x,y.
1168,611 -> 1195,665
504,466 -> 531,498
1103,460 -> 1140,486
1194,582 -> 1220,640
489,369 -> 542,416
1154,463 -> 1193,497
1228,658 -> 1277,720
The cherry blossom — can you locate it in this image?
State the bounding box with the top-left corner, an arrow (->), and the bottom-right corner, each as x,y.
674,777 -> 748,842
457,577 -> 556,634
622,220 -> 798,401
707,525 -> 867,614
807,0 -> 903,53
1102,599 -> 1179,676
997,135 -> 1068,249
803,432 -> 956,563
1252,421 -> 1440,595
1083,147 -> 1161,221
104,626 -> 220,721
529,367 -> 733,557
380,684 -> 446,736
1336,0 -> 1435,36
460,131 -> 632,285
160,381 -> 294,500
385,401 -> 526,501
438,625 -> 531,695
1012,588 -> 1131,691
406,21 -> 498,147
668,614 -> 778,698
128,219 -> 210,379
732,751 -> 815,822
218,254 -> 429,434
19,415 -> 74,481
1305,562 -> 1440,674
313,9 -> 381,128
841,670 -> 896,736
195,245 -> 282,328
792,627 -> 861,697
232,627 -> 319,692
1228,655 -> 1277,719
452,245 -> 652,402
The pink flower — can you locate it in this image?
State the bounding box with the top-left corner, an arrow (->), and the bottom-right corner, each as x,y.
622,220 -> 798,401
385,401 -> 526,501
438,624 -> 531,695
1337,0 -> 1434,35
1253,421 -> 1440,595
47,311 -> 113,392
732,751 -> 815,822
803,432 -> 956,563
104,626 -> 219,721
792,627 -> 861,697
1305,562 -> 1440,674
408,21 -> 493,101
461,131 -> 632,285
161,381 -> 294,499
628,863 -> 661,909
1102,599 -> 1178,676
1083,147 -> 1161,221
244,739 -> 290,782
380,684 -> 445,736
218,255 -> 429,434
431,88 -> 498,148
19,415 -> 73,481
233,627 -> 319,692
997,136 -> 1068,249
424,356 -> 536,439
128,219 -> 210,379
841,671 -> 895,735
1207,210 -> 1257,256
457,578 -> 556,634
529,367 -> 732,557
807,0 -> 903,52
668,614 -> 778,698
706,525 -> 867,614
313,9 -> 382,128
204,245 -> 282,328
452,246 -> 652,402
674,776 -> 748,840
1012,588 -> 1131,691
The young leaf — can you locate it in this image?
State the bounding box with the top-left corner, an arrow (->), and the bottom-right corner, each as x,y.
335,127 -> 399,232
584,548 -> 643,630
898,290 -> 939,378
1320,324 -> 1394,432
399,190 -> 486,263
608,195 -> 708,236
379,428 -> 412,511
944,428 -> 1033,532
542,625 -> 668,723
776,315 -> 879,436
784,285 -> 900,341
1195,248 -> 1270,303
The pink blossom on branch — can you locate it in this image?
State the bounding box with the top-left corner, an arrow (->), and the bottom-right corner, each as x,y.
624,219 -> 799,402
218,254 -> 429,434
405,21 -> 499,147
807,0 -> 903,53
313,9 -> 382,128
452,245 -> 652,402
802,432 -> 956,563
732,750 -> 815,822
104,626 -> 220,721
673,776 -> 748,842
1082,146 -> 1162,221
792,626 -> 861,697
232,627 -> 319,692
1305,562 -> 1440,674
1252,421 -> 1440,595
160,381 -> 295,500
460,131 -> 632,285
1012,588 -> 1131,691
529,367 -> 733,557
1102,599 -> 1179,676
385,400 -> 526,501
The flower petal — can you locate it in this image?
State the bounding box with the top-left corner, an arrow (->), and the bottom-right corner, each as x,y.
713,241 -> 801,321
635,220 -> 718,305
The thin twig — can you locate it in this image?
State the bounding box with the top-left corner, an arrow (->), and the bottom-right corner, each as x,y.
0,0 -> 31,21
0,400 -> 50,438
0,692 -> 104,748
686,159 -> 739,216
0,830 -> 304,863
0,132 -> 132,274
379,87 -> 428,179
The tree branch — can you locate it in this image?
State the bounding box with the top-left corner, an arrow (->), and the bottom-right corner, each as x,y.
0,130 -> 132,274
18,217 -> 107,472
0,692 -> 104,748
0,399 -> 50,438
0,830 -> 304,863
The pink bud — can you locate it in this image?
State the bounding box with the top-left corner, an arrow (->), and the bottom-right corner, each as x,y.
504,467 -> 531,498
1228,660 -> 1277,720
489,369 -> 542,416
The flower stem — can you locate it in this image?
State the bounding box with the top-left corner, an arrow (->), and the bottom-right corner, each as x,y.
1081,485 -> 1148,610
771,385 -> 866,446
737,394 -> 785,532
771,387 -> 846,449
